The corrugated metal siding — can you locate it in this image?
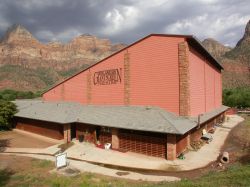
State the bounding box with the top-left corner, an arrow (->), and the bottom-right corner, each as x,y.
43,53 -> 124,105
189,48 -> 222,116
215,71 -> 222,107
63,73 -> 87,103
89,52 -> 124,105
129,36 -> 184,114
205,62 -> 215,112
43,36 -> 183,115
189,48 -> 206,115
43,35 -> 221,117
43,84 -> 64,101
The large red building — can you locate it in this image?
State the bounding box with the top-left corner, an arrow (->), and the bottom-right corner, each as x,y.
14,34 -> 228,160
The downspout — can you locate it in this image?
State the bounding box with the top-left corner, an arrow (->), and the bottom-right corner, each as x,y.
197,114 -> 203,129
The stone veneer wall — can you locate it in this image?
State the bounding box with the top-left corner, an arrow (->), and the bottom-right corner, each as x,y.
124,50 -> 130,105
178,41 -> 190,116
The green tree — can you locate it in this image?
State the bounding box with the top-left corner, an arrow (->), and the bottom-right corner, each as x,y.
223,87 -> 250,108
0,100 -> 18,129
0,89 -> 42,101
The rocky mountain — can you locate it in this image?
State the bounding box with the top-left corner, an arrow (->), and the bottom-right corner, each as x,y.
1,21 -> 250,91
0,24 -> 126,91
202,20 -> 250,89
202,38 -> 231,60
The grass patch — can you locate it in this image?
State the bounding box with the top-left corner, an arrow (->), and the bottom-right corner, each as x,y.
31,159 -> 53,168
0,169 -> 14,186
1,162 -> 249,187
172,163 -> 250,187
1,116 -> 250,186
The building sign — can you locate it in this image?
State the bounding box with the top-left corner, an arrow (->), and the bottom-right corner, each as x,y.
55,152 -> 67,168
93,68 -> 122,85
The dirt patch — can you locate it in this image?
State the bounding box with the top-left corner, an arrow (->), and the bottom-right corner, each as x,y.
0,115 -> 249,182
221,114 -> 250,164
89,115 -> 249,180
0,130 -> 55,149
0,155 -> 53,172
161,114 -> 250,179
0,154 -> 54,186
51,166 -> 80,177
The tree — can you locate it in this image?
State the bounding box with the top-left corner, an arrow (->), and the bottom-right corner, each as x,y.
223,87 -> 250,108
0,100 -> 18,129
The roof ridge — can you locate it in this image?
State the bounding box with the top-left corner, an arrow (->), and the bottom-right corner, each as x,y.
156,109 -> 180,133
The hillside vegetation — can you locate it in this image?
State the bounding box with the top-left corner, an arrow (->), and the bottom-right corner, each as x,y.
223,87 -> 250,108
0,24 -> 125,91
0,89 -> 41,101
202,20 -> 250,89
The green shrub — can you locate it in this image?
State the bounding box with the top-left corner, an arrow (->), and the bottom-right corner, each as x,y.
0,89 -> 42,101
0,100 -> 17,129
223,87 -> 250,108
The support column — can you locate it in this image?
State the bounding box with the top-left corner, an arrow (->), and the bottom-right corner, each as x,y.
87,70 -> 92,104
60,83 -> 65,101
64,124 -> 71,143
124,50 -> 130,105
111,128 -> 119,149
187,133 -> 191,148
167,134 -> 176,160
178,42 -> 190,116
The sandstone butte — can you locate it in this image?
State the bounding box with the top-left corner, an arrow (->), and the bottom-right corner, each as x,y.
0,24 -> 126,91
0,21 -> 250,91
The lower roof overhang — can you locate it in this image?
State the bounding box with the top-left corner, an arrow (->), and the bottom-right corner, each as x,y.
13,100 -> 229,135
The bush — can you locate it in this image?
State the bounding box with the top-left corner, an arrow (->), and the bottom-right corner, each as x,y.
0,89 -> 42,101
0,100 -> 17,129
223,87 -> 250,108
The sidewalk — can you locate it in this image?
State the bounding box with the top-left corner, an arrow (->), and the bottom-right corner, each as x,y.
3,144 -> 61,155
65,114 -> 244,171
0,115 -> 244,176
1,153 -> 179,182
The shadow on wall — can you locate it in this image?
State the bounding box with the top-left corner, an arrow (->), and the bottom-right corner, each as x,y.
0,139 -> 10,152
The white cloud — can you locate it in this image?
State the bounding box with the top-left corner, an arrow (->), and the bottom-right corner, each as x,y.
0,0 -> 249,46
165,13 -> 250,46
102,6 -> 139,35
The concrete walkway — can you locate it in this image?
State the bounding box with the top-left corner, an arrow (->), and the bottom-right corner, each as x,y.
65,115 -> 244,171
3,144 -> 61,155
0,115 -> 244,181
1,153 -> 179,182
177,114 -> 244,170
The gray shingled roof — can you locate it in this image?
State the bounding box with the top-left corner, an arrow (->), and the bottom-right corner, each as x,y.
13,100 -> 228,135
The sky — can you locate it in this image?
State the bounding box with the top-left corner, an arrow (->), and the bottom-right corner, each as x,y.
0,0 -> 249,47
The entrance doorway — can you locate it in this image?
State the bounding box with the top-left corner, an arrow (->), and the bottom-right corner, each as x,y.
71,124 -> 76,140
